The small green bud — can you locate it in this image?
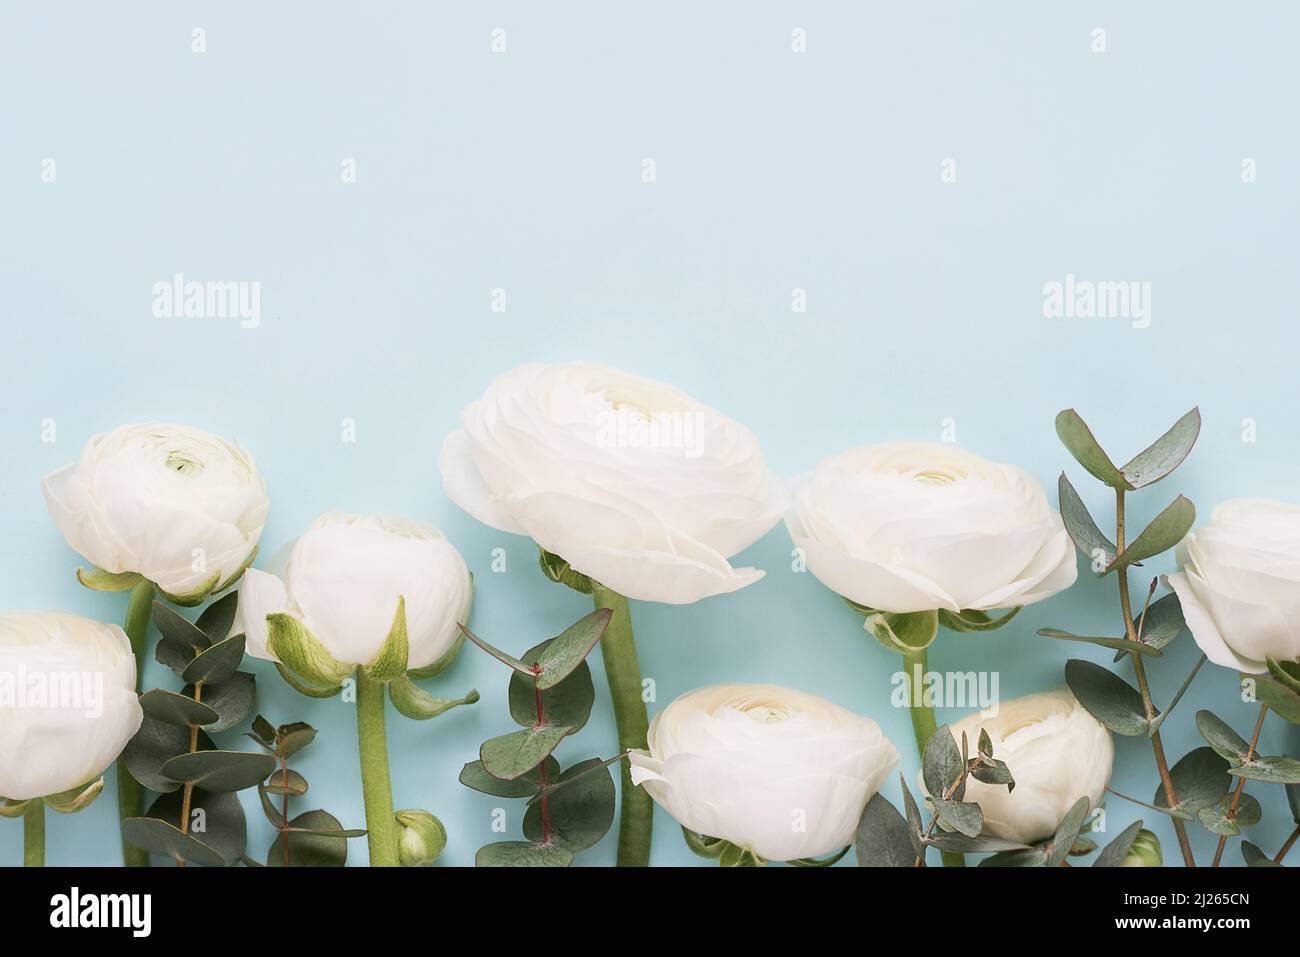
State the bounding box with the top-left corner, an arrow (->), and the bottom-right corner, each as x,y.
396,809 -> 447,867
1120,829 -> 1162,867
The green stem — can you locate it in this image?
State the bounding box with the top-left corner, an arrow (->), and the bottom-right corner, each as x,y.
592,586 -> 653,867
902,647 -> 965,868
355,671 -> 399,867
23,800 -> 45,867
119,579 -> 154,868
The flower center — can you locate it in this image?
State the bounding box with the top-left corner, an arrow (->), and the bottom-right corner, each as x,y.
165,451 -> 202,475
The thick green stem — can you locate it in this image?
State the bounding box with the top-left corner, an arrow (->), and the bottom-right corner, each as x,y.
23,800 -> 45,867
119,580 -> 154,868
902,647 -> 965,868
592,586 -> 653,867
355,671 -> 399,867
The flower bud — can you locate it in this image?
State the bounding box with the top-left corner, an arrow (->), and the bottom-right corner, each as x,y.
396,809 -> 446,866
1121,829 -> 1162,867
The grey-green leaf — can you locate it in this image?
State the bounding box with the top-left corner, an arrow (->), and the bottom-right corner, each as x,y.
1120,408 -> 1200,489
460,757 -> 558,798
1046,797 -> 1091,867
181,633 -> 246,686
1092,819 -> 1145,867
1056,409 -> 1132,490
922,725 -> 965,800
1039,628 -> 1163,657
1155,747 -> 1229,817
1107,496 -> 1195,571
534,609 -> 612,690
121,817 -> 227,867
1229,756 -> 1300,784
1195,710 -> 1250,762
854,793 -> 915,867
479,726 -> 572,781
475,841 -> 573,867
509,640 -> 595,731
1065,659 -> 1151,735
161,750 -> 277,792
933,799 -> 983,838
522,758 -> 615,852
1058,472 -> 1118,571
139,688 -> 220,728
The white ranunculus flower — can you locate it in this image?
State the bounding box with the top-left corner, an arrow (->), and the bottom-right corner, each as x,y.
43,423 -> 269,600
439,362 -> 787,604
628,684 -> 900,861
237,511 -> 472,671
1167,499 -> 1300,673
928,689 -> 1113,845
0,612 -> 144,801
787,442 -> 1077,613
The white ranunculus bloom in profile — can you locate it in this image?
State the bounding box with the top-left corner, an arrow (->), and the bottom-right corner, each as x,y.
786,442 -> 1077,613
1168,498 -> 1300,673
439,361 -> 788,605
237,511 -> 472,671
928,689 -> 1113,845
628,684 -> 900,861
42,422 -> 268,600
0,612 -> 144,801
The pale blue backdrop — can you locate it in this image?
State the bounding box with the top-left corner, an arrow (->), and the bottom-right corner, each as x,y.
2,2 -> 1297,867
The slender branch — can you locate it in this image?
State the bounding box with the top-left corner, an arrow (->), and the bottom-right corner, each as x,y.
1276,825 -> 1300,864
119,580 -> 155,868
1211,703 -> 1268,867
1152,654 -> 1207,732
1116,488 -> 1196,867
534,681 -> 553,844
280,753 -> 291,867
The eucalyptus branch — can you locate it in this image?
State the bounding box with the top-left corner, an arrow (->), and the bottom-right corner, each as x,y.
1116,488 -> 1197,867
1276,825 -> 1300,864
1211,703 -> 1268,867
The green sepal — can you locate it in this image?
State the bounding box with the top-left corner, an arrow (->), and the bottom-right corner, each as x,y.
849,603 -> 938,653
388,674 -> 479,720
267,613 -> 352,689
789,845 -> 851,867
1266,656 -> 1300,695
938,607 -> 1020,633
76,566 -> 143,592
274,663 -> 344,698
213,546 -> 259,594
719,843 -> 764,867
158,570 -> 223,607
682,826 -> 728,859
406,634 -> 465,681
43,777 -> 104,814
0,798 -> 34,818
538,548 -> 595,594
364,596 -> 410,683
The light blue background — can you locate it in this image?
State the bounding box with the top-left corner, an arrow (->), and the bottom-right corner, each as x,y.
2,2 -> 1297,867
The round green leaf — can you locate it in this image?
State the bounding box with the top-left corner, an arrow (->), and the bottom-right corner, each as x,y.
184,672 -> 255,733
1155,747 -> 1229,817
139,688 -> 220,728
162,750 -> 277,792
182,633 -> 247,686
480,725 -> 571,781
121,816 -> 225,867
267,810 -> 355,867
121,718 -> 210,793
475,841 -> 573,867
1065,659 -> 1150,736
147,788 -> 247,864
460,758 -> 557,798
522,758 -> 615,852
509,639 -> 595,731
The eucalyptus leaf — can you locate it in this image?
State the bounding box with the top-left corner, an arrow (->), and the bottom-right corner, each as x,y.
1065,659 -> 1151,736
121,817 -> 226,867
899,775 -> 925,856
533,609 -> 612,690
1038,628 -> 1162,657
1046,797 -> 1091,867
1055,409 -> 1132,490
147,788 -> 247,865
263,768 -> 308,797
155,638 -> 196,676
139,688 -> 220,728
1197,793 -> 1262,836
195,591 -> 240,643
509,640 -> 596,731
854,793 -> 915,867
1115,591 -> 1186,661
1155,747 -> 1230,818
185,672 -> 255,732
1195,710 -> 1250,762
460,757 -> 558,797
1107,496 -> 1196,571
1092,819 -> 1145,867
475,840 -> 573,867
1242,841 -> 1282,868
161,750 -> 277,792
979,847 -> 1049,867
1058,472 -> 1118,571
277,722 -> 318,760
182,633 -> 247,686
152,601 -> 210,650
1248,673 -> 1300,724
480,725 -> 572,780
522,758 -> 615,852
1229,755 -> 1300,784
932,799 -> 983,837
267,810 -> 356,867
121,718 -> 205,793
457,623 -> 534,675
922,725 -> 965,800
1120,408 -> 1200,488
930,832 -> 1032,854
